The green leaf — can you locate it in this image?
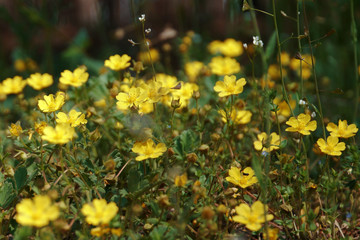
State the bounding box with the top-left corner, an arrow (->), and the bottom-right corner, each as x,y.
265,31 -> 277,60
173,130 -> 199,159
0,181 -> 16,208
14,167 -> 27,191
279,140 -> 288,149
14,226 -> 32,240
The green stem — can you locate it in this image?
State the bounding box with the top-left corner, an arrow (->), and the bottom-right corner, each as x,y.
351,0 -> 359,122
272,0 -> 294,117
297,2 -> 304,98
302,0 -> 326,139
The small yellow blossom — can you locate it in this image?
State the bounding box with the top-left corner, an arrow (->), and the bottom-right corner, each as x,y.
15,195 -> 59,228
35,121 -> 47,135
56,109 -> 87,127
280,52 -> 290,66
208,40 -> 223,54
209,56 -> 240,76
0,84 -> 7,100
27,73 -> 53,90
116,87 -> 145,110
317,136 -> 346,156
9,122 -> 22,137
220,38 -> 244,57
2,76 -> 27,94
219,109 -> 252,125
326,120 -> 358,138
285,113 -> 317,135
185,61 -> 204,82
140,80 -> 168,104
41,124 -> 75,144
263,227 -> 279,240
170,82 -> 199,109
289,54 -> 314,80
138,101 -> 154,114
94,99 -> 107,108
132,138 -> 167,161
272,98 -> 296,122
213,75 -> 246,97
138,49 -> 160,64
38,92 -> 66,113
14,59 -> 27,72
267,64 -> 287,80
81,199 -> 118,226
59,67 -> 89,87
90,227 -> 123,237
104,54 -> 131,71
226,166 -> 258,188
174,173 -> 188,187
232,201 -> 274,231
253,132 -> 280,152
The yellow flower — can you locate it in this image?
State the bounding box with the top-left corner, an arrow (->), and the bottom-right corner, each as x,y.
59,67 -> 89,87
209,56 -> 240,76
267,64 -> 287,80
219,109 -> 252,125
253,132 -> 280,152
185,61 -> 204,82
132,138 -> 167,161
170,82 -> 199,109
174,173 -> 188,187
280,52 -> 290,66
15,195 -> 59,228
289,54 -> 314,80
232,201 -> 274,231
56,109 -> 87,127
138,49 -> 160,64
91,227 -> 110,237
38,92 -> 66,113
140,80 -> 168,104
220,38 -> 244,57
41,124 -> 75,144
116,87 -> 145,110
208,40 -> 223,54
1,76 -> 27,94
81,199 -> 118,226
0,84 -> 7,100
155,74 -> 178,90
90,227 -> 123,237
285,113 -> 317,135
14,59 -> 27,72
213,75 -> 246,97
208,39 -> 243,57
27,73 -> 53,90
263,227 -> 279,240
326,120 -> 358,138
138,101 -> 154,114
9,122 -> 22,137
104,54 -> 131,71
317,136 -> 346,156
272,97 -> 296,122
35,121 -> 47,135
226,166 -> 258,188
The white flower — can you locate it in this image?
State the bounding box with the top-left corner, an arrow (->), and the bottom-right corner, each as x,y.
347,168 -> 352,175
139,14 -> 145,22
311,112 -> 316,118
243,43 -> 248,49
145,28 -> 151,34
252,36 -> 263,47
299,99 -> 306,106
